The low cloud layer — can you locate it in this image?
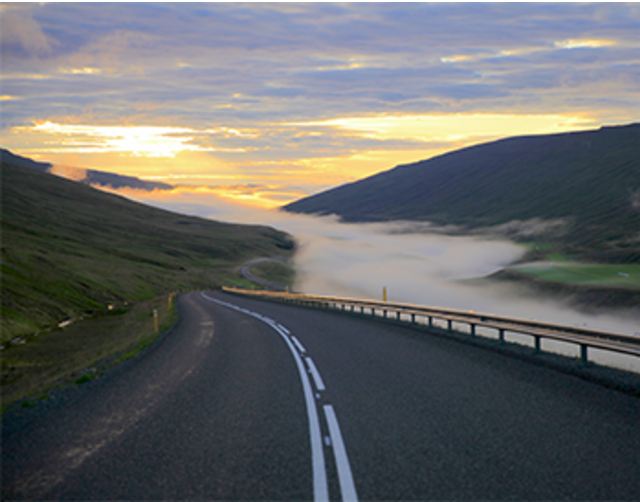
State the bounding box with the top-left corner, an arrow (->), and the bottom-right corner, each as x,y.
123,187 -> 639,340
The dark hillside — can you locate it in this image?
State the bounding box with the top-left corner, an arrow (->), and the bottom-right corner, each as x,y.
284,124 -> 640,262
1,161 -> 293,342
0,148 -> 172,191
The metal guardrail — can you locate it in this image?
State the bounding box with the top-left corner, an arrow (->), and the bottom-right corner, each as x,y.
222,287 -> 640,369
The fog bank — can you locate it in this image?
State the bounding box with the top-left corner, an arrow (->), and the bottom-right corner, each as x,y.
122,188 -> 639,337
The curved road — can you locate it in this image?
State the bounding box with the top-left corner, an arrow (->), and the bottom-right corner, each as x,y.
240,258 -> 288,291
2,291 -> 639,500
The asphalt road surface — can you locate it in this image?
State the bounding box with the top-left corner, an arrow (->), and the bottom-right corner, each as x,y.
3,291 -> 639,500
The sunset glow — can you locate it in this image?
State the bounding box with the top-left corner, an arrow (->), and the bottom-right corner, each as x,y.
2,3 -> 638,208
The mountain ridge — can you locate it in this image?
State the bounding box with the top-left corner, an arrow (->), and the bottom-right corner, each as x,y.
283,123 -> 640,263
0,148 -> 172,191
1,159 -> 293,343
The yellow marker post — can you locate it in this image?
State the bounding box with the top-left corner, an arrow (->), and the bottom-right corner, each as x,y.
383,286 -> 387,302
153,309 -> 159,332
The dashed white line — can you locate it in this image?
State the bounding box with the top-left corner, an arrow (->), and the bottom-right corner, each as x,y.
305,356 -> 326,391
200,293 -> 329,502
291,335 -> 307,354
277,323 -> 291,335
324,404 -> 358,502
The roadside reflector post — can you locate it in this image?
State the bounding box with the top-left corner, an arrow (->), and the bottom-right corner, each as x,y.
153,309 -> 159,332
581,344 -> 588,363
383,286 -> 387,302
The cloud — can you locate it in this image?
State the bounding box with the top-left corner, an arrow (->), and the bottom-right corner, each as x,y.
0,6 -> 52,58
115,186 -> 640,345
10,122 -> 251,158
289,113 -> 596,143
2,3 -> 639,205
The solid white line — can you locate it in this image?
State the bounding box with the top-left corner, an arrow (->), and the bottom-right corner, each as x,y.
324,404 -> 358,502
291,335 -> 307,354
305,356 -> 326,391
200,292 -> 328,501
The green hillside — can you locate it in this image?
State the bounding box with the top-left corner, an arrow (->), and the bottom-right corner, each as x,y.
1,161 -> 294,344
284,124 -> 640,264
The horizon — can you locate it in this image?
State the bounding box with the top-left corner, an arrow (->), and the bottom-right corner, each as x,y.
2,3 -> 639,208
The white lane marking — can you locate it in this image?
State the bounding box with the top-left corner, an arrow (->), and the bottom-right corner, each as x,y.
305,356 -> 326,392
277,323 -> 291,335
201,293 -> 329,502
291,335 -> 307,354
324,404 -> 358,502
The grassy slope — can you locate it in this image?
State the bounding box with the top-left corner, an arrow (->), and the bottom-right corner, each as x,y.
284,124 -> 640,264
1,162 -> 294,343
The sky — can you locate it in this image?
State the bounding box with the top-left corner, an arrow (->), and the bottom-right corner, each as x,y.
2,2 -> 640,208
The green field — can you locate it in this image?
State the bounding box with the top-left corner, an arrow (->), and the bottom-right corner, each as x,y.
510,261 -> 640,289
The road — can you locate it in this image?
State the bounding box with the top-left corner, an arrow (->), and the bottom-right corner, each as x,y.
240,258 -> 288,291
2,291 -> 639,500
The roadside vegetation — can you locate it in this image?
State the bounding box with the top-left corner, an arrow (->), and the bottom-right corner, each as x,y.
1,161 -> 295,410
509,260 -> 639,289
244,260 -> 296,290
2,293 -> 177,411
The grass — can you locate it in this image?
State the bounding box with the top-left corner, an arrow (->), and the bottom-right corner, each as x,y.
1,162 -> 295,344
1,161 -> 297,411
1,293 -> 179,410
510,262 -> 640,289
246,260 -> 295,289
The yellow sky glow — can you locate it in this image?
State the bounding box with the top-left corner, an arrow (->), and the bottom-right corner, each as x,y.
6,113 -> 606,209
25,122 -> 207,157
554,39 -> 616,49
290,113 -> 596,143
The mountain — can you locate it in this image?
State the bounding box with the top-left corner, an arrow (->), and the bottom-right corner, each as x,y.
283,124 -> 640,263
1,159 -> 294,343
0,148 -> 52,172
0,148 -> 172,191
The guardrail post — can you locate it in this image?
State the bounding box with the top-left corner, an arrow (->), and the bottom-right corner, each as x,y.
499,328 -> 505,343
534,335 -> 541,352
447,319 -> 452,331
383,309 -> 387,319
470,324 -> 476,337
428,316 -> 433,328
581,344 -> 588,363
411,313 -> 416,324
